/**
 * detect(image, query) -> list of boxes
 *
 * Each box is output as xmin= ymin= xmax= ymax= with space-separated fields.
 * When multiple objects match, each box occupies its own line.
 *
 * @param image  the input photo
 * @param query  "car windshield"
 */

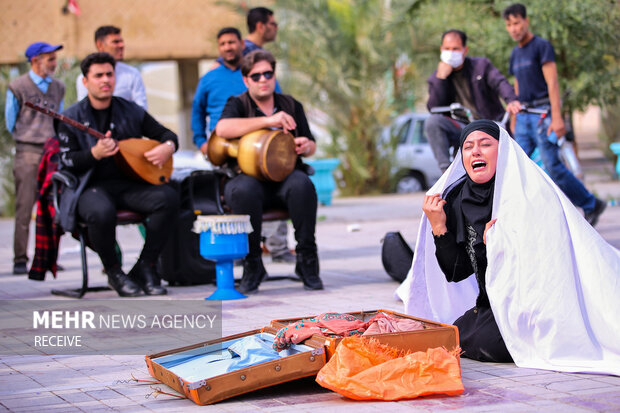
xmin=393 ymin=119 xmax=412 ymax=145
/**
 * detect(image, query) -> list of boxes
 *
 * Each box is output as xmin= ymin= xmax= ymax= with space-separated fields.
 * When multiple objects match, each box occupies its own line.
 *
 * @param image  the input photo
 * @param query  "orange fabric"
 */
xmin=316 ymin=336 xmax=464 ymax=401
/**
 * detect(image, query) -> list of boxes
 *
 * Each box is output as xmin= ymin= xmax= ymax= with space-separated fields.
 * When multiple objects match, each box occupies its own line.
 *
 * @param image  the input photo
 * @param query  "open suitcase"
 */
xmin=145 ymin=309 xmax=459 ymax=405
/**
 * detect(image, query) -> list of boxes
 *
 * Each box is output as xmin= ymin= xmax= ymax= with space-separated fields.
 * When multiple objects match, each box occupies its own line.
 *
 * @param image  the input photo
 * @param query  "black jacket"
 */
xmin=55 ymin=97 xmax=177 ymax=232
xmin=427 ymin=57 xmax=517 ymax=121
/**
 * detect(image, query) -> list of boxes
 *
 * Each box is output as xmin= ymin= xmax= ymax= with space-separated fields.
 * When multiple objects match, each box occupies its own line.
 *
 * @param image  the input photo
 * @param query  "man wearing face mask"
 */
xmin=425 ymin=30 xmax=520 ymax=172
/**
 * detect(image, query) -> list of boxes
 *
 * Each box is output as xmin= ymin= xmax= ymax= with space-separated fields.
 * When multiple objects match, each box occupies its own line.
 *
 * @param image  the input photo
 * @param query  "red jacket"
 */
xmin=29 ymin=137 xmax=62 ymax=281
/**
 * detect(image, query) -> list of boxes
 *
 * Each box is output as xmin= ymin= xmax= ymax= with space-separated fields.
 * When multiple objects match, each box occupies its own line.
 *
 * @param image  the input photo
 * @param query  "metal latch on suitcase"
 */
xmin=186 ymin=379 xmax=208 ymax=390
xmin=312 ymin=347 xmax=325 ymax=356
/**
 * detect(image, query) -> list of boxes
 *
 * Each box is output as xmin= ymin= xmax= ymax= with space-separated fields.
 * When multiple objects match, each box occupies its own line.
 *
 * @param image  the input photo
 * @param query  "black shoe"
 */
xmin=13 ymin=262 xmax=27 ymax=275
xmin=295 ymin=251 xmax=323 ymax=290
xmin=56 ymin=264 xmax=65 ymax=271
xmin=238 ymin=257 xmax=267 ymax=295
xmin=585 ymin=198 xmax=607 ymax=227
xmin=272 ymin=250 xmax=296 ymax=263
xmin=106 ymin=267 xmax=142 ymax=297
xmin=128 ymin=260 xmax=167 ymax=296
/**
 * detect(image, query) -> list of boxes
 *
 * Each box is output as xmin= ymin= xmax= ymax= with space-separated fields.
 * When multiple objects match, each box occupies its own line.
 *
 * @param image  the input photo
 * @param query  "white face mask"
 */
xmin=440 ymin=50 xmax=464 ymax=68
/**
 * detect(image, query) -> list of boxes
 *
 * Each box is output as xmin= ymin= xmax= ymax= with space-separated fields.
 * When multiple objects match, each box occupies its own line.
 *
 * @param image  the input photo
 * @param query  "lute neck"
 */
xmin=24 ymin=101 xmax=107 ymax=140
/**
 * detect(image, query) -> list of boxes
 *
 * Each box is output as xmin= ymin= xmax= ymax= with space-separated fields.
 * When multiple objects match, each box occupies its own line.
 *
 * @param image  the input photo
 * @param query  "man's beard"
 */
xmin=224 ymin=55 xmax=241 ymax=66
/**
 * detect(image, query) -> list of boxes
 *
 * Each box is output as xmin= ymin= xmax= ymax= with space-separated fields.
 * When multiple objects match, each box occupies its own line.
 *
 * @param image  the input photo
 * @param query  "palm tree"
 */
xmin=275 ymin=0 xmax=422 ymax=195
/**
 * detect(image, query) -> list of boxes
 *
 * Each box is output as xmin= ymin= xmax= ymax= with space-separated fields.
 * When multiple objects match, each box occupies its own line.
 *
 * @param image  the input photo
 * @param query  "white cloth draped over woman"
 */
xmin=396 ymin=126 xmax=620 ymax=376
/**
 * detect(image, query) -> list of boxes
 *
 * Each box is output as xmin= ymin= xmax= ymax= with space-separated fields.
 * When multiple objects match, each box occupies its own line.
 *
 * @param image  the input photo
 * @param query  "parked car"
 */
xmin=383 ymin=112 xmax=443 ymax=193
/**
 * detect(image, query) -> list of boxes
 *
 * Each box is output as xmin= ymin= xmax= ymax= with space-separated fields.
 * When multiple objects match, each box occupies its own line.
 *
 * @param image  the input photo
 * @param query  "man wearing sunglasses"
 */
xmin=216 ymin=50 xmax=322 ymax=294
xmin=193 ymin=26 xmax=292 ymax=263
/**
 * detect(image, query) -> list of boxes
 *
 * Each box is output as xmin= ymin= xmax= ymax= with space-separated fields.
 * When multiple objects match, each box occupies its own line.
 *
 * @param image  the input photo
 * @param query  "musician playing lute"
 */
xmin=56 ymin=52 xmax=179 ymax=297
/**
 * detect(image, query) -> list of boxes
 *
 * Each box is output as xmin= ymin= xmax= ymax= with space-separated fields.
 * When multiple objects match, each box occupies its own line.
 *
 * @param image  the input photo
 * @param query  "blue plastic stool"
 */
xmin=196 ymin=215 xmax=252 ymax=300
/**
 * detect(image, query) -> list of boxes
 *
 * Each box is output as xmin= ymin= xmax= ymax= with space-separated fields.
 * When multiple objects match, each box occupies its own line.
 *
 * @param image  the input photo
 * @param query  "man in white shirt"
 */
xmin=76 ymin=25 xmax=147 ymax=109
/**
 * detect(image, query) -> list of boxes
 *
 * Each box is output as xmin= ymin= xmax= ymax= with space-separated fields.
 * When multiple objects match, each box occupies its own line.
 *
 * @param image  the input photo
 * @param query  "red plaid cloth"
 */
xmin=28 ymin=137 xmax=63 ymax=281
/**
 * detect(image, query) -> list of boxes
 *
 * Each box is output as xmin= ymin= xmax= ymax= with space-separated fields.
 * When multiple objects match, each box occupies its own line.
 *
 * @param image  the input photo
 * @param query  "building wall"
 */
xmin=0 ymin=0 xmax=243 ymax=63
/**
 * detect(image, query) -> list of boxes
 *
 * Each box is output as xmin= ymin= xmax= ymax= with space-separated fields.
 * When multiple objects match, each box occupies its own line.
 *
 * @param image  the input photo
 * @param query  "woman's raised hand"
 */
xmin=483 ymin=219 xmax=497 ymax=245
xmin=423 ymin=193 xmax=448 ymax=236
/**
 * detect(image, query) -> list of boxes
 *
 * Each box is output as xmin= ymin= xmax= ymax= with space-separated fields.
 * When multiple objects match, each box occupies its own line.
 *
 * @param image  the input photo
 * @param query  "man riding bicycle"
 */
xmin=425 ymin=29 xmax=521 ymax=172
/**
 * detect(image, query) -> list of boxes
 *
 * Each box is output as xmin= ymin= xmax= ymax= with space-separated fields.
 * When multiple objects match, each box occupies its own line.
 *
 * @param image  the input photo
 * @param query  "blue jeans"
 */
xmin=514 ymin=108 xmax=596 ymax=213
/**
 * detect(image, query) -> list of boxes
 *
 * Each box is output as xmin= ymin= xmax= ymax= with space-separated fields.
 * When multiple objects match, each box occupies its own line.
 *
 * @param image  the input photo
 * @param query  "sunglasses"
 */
xmin=248 ymin=70 xmax=274 ymax=82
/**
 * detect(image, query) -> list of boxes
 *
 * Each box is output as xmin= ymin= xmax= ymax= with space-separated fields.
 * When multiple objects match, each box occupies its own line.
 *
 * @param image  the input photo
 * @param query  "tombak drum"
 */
xmin=206 ymin=129 xmax=297 ymax=182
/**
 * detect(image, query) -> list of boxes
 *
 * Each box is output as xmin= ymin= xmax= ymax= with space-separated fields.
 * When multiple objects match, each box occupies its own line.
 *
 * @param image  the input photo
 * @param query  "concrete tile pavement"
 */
xmin=0 ymin=187 xmax=620 ymax=412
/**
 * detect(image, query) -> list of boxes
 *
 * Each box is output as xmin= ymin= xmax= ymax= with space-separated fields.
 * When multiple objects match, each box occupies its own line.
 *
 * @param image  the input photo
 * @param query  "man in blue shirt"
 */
xmin=504 ymin=3 xmax=606 ymax=226
xmin=5 ymin=42 xmax=65 ymax=275
xmin=192 ymin=27 xmax=247 ymax=153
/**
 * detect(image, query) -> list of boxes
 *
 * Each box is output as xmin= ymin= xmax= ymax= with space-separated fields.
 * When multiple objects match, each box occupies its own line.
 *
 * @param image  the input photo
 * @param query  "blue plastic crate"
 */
xmin=305 ymin=158 xmax=340 ymax=206
xmin=610 ymin=143 xmax=620 ymax=178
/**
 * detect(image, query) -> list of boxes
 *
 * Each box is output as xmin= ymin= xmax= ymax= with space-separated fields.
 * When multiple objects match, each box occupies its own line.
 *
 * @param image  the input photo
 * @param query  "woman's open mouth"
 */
xmin=472 ymin=160 xmax=487 ymax=170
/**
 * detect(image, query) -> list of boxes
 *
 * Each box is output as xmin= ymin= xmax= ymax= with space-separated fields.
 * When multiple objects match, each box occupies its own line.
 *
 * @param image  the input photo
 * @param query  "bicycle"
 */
xmin=429 ymin=103 xmax=583 ymax=178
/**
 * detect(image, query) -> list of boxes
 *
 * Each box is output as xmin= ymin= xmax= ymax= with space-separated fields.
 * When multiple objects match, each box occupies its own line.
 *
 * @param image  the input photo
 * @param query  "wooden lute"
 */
xmin=25 ymin=101 xmax=172 ymax=185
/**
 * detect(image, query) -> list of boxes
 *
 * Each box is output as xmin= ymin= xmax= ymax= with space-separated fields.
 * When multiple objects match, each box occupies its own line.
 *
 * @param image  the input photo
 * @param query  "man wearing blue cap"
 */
xmin=5 ymin=42 xmax=65 ymax=275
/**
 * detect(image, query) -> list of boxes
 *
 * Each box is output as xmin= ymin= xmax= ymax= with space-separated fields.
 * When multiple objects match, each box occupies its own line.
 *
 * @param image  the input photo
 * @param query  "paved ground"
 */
xmin=1 ymin=183 xmax=620 ymax=412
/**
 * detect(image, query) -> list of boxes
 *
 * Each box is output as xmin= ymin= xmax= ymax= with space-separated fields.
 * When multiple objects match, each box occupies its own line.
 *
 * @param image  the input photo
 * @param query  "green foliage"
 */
xmin=274 ymin=0 xmax=427 ymax=195
xmin=58 ymin=57 xmax=82 ymax=106
xmin=506 ymin=0 xmax=620 ymax=113
xmin=601 ymin=103 xmax=620 ymax=162
xmin=0 ymin=65 xmax=18 ymax=216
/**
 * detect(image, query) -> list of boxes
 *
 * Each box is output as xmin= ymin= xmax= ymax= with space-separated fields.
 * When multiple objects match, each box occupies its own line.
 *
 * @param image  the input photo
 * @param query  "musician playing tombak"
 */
xmin=57 ymin=52 xmax=179 ymax=297
xmin=216 ymin=50 xmax=323 ymax=294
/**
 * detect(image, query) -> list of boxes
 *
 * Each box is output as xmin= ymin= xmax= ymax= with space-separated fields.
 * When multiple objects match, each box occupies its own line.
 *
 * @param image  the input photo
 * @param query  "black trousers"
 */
xmin=454 ymin=305 xmax=513 ymax=363
xmin=77 ymin=179 xmax=179 ymax=270
xmin=224 ymin=170 xmax=317 ymax=259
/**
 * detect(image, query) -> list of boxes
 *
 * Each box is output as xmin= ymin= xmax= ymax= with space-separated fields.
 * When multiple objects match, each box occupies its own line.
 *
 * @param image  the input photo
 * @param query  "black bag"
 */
xmin=157 ymin=171 xmax=220 ymax=285
xmin=158 ymin=208 xmax=216 ymax=286
xmin=381 ymin=231 xmax=414 ymax=283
